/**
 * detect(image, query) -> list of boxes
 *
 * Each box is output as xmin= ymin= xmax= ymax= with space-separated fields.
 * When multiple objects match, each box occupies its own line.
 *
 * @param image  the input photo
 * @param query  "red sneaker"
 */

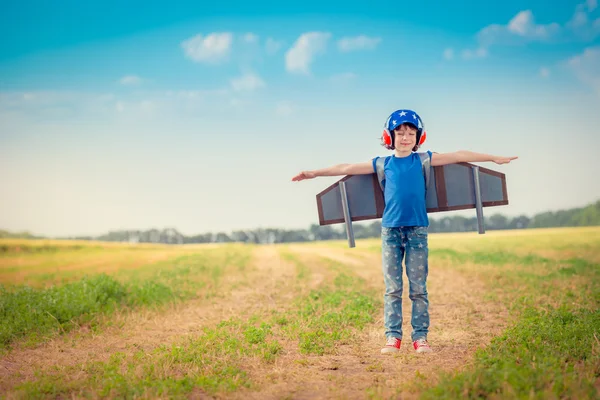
xmin=381 ymin=337 xmax=401 ymax=354
xmin=413 ymin=338 xmax=433 ymax=353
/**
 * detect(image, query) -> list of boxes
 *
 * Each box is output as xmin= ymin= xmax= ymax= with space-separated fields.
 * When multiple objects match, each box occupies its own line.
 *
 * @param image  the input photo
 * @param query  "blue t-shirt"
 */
xmin=372 ymin=151 xmax=432 ymax=228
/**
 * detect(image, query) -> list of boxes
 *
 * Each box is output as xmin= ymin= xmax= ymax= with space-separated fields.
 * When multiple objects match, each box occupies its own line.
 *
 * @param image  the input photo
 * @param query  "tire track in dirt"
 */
xmin=231 ymin=244 xmax=510 ymax=400
xmin=0 ymin=245 xmax=301 ymax=393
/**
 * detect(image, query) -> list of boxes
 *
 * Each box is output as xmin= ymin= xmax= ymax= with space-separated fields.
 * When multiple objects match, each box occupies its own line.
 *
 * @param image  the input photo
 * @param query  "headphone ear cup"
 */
xmin=419 ymin=130 xmax=427 ymax=146
xmin=381 ymin=128 xmax=393 ymax=149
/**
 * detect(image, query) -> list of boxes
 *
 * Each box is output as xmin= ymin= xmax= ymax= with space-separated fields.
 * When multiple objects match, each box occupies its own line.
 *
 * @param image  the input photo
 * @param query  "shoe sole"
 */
xmin=415 ymin=348 xmax=433 ymax=353
xmin=381 ymin=348 xmax=400 ymax=354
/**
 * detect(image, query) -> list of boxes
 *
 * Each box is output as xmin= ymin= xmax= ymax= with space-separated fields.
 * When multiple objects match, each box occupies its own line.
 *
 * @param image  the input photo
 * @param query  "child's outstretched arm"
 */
xmin=292 ymin=161 xmax=373 ymax=182
xmin=431 ymin=151 xmax=518 ymax=167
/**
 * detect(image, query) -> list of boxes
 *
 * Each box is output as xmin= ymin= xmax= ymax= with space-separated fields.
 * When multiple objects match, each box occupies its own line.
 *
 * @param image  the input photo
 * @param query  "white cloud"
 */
xmin=265 ymin=37 xmax=284 ymax=55
xmin=330 ymin=72 xmax=357 ymax=83
xmin=450 ymin=2 xmax=599 ymax=59
xmin=540 ymin=67 xmax=550 ymax=78
xmin=443 ymin=48 xmax=454 ymax=60
xmin=0 ymin=91 xmax=124 ymax=120
xmin=479 ymin=3 xmax=600 ymax=47
xmin=181 ymin=32 xmax=233 ymax=64
xmin=510 ymin=10 xmax=561 ymax=39
xmin=243 ymin=33 xmax=259 ymax=44
xmin=566 ymin=46 xmax=600 ymax=95
xmin=275 ymin=102 xmax=293 ymax=116
xmin=166 ymin=90 xmax=201 ymax=99
xmin=230 ymin=98 xmax=242 ymax=107
xmin=478 ymin=10 xmax=561 ymax=46
xmin=139 ymin=100 xmax=156 ymax=113
xmin=462 ymin=47 xmax=488 ymax=60
xmin=567 ymin=1 xmax=600 ymax=39
xmin=285 ymin=32 xmax=331 ymax=74
xmin=113 ymin=100 xmax=158 ymax=114
xmin=230 ymin=72 xmax=266 ymax=92
xmin=0 ymin=91 xmax=115 ymax=109
xmin=569 ymin=10 xmax=589 ymax=29
xmin=164 ymin=89 xmax=229 ymax=100
xmin=0 ymin=89 xmax=235 ymax=121
xmin=337 ymin=35 xmax=381 ymax=52
xmin=119 ymin=75 xmax=142 ymax=86
xmin=450 ymin=9 xmax=570 ymax=60
xmin=507 ymin=12 xmax=531 ymax=35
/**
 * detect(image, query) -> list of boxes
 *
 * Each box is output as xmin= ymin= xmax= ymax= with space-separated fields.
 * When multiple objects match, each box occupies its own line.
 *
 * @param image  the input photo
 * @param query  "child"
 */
xmin=291 ymin=109 xmax=517 ymax=354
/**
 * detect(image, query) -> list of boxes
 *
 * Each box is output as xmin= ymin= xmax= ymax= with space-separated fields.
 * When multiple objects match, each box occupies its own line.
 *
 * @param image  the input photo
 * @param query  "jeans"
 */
xmin=381 ymin=226 xmax=430 ymax=341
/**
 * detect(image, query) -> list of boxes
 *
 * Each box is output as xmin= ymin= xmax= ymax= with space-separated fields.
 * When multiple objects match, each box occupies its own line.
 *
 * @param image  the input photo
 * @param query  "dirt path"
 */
xmin=0 ymin=245 xmax=299 ymax=393
xmin=231 ymin=244 xmax=510 ymax=399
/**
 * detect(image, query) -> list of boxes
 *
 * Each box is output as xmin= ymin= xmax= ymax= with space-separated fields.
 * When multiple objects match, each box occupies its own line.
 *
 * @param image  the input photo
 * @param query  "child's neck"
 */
xmin=394 ymin=149 xmax=412 ymax=158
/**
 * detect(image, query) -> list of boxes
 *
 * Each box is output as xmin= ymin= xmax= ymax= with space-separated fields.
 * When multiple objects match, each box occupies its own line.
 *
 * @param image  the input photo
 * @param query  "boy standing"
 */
xmin=291 ymin=109 xmax=517 ymax=354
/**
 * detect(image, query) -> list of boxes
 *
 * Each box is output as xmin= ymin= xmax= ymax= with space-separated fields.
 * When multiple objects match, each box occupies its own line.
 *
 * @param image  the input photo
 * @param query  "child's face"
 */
xmin=393 ymin=123 xmax=417 ymax=149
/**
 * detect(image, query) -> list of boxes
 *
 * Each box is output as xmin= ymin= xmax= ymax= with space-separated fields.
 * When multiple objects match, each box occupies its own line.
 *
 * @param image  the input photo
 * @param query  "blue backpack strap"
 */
xmin=375 ymin=157 xmax=386 ymax=192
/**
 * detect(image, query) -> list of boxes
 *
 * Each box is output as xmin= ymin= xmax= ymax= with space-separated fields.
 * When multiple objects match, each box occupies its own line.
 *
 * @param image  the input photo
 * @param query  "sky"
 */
xmin=1 ymin=0 xmax=599 ymax=237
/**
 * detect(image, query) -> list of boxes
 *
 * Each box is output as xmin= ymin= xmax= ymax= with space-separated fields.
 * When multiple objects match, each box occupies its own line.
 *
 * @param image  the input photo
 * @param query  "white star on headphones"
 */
xmin=399 ymin=111 xmax=407 ymax=117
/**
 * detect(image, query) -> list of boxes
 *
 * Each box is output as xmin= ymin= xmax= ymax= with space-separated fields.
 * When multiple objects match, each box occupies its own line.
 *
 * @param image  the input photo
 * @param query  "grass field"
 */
xmin=0 ymin=226 xmax=599 ymax=399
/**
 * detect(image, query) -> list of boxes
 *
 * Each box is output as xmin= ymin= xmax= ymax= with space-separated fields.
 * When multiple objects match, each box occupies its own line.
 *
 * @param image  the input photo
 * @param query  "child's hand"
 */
xmin=292 ymin=171 xmax=316 ymax=181
xmin=493 ymin=156 xmax=518 ymax=165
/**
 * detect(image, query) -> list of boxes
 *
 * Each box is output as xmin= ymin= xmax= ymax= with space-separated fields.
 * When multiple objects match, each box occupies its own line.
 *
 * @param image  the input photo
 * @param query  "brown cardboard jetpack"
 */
xmin=315 ymin=155 xmax=509 ymax=248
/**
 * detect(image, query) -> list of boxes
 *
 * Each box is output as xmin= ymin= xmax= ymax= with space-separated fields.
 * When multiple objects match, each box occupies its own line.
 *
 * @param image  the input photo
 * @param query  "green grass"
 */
xmin=0 ymin=242 xmax=105 ymax=254
xmin=275 ymin=255 xmax=379 ymax=356
xmin=0 ymin=248 xmax=252 ymax=352
xmin=280 ymin=249 xmax=311 ymax=281
xmin=13 ymin=252 xmax=381 ymax=399
xmin=420 ymin=307 xmax=600 ymax=399
xmin=16 ymin=316 xmax=282 ymax=399
xmin=431 ymin=248 xmax=553 ymax=267
xmin=417 ymin=247 xmax=600 ymax=400
xmin=1 ymin=274 xmax=129 ymax=350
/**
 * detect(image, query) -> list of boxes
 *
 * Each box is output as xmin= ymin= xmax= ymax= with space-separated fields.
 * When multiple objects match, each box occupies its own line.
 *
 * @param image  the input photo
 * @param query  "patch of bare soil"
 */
xmin=229 ymin=245 xmax=509 ymax=400
xmin=0 ymin=245 xmax=299 ymax=393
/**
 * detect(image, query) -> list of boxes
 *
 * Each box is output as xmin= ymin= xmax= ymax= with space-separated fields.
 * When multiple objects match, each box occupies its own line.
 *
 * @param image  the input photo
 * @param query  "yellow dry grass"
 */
xmin=0 ymin=239 xmax=220 ymax=286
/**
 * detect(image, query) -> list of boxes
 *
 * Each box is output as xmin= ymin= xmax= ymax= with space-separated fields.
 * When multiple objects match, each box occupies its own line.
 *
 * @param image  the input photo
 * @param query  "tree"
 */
xmin=509 ymin=215 xmax=530 ymax=229
xmin=231 ymin=230 xmax=249 ymax=243
xmin=488 ymin=214 xmax=509 ymax=230
xmin=214 ymin=232 xmax=232 ymax=243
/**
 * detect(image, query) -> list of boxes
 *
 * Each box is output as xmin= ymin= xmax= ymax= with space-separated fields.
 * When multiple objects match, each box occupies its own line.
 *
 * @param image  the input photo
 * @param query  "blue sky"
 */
xmin=1 ymin=0 xmax=599 ymax=237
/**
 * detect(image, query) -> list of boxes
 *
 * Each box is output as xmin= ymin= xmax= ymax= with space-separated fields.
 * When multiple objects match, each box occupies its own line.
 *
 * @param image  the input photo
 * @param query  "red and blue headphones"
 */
xmin=380 ymin=109 xmax=427 ymax=150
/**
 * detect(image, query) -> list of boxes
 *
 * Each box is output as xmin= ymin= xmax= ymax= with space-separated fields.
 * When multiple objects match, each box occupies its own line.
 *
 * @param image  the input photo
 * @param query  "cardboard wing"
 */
xmin=315 ymin=162 xmax=509 ymax=247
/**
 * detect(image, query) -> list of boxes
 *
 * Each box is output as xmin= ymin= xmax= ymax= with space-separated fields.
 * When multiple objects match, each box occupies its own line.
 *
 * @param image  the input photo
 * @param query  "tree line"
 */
xmin=2 ymin=200 xmax=599 ymax=244
xmin=67 ymin=199 xmax=600 ymax=244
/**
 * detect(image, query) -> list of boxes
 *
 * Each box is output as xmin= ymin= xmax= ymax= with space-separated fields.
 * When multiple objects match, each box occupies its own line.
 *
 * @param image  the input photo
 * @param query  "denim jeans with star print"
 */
xmin=381 ymin=226 xmax=430 ymax=342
